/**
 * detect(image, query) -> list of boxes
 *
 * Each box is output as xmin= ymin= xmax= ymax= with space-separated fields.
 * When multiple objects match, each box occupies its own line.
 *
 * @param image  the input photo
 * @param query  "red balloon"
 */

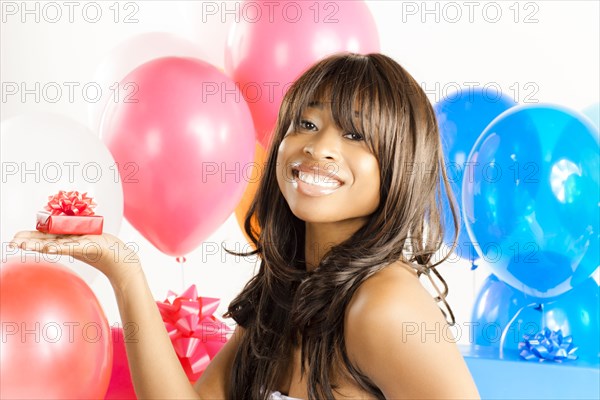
xmin=105 ymin=328 xmax=137 ymax=400
xmin=0 ymin=258 xmax=112 ymax=399
xmin=101 ymin=57 xmax=255 ymax=257
xmin=225 ymin=0 xmax=380 ymax=148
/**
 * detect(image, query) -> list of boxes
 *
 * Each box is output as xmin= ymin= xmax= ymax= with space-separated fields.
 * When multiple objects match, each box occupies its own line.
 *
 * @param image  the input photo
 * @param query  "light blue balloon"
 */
xmin=541 ymin=278 xmax=600 ymax=362
xmin=471 ymin=274 xmax=542 ymax=351
xmin=434 ymin=87 xmax=516 ymax=263
xmin=466 ymin=289 xmax=600 ymax=399
xmin=583 ymin=102 xmax=599 ymax=131
xmin=471 ymin=274 xmax=600 ymax=361
xmin=462 ymin=104 xmax=599 ymax=298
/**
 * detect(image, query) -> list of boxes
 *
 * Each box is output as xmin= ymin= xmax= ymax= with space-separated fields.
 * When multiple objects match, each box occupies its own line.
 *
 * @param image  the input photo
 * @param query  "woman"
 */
xmin=11 ymin=53 xmax=480 ymax=399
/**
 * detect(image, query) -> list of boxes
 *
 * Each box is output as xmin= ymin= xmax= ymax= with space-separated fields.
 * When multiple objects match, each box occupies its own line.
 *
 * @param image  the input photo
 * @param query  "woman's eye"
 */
xmin=344 ymin=132 xmax=364 ymax=141
xmin=298 ymin=120 xmax=317 ymax=131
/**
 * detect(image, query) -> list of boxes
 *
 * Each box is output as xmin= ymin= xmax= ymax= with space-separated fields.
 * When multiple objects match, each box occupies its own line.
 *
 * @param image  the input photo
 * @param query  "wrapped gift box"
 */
xmin=461 ymin=345 xmax=600 ymax=399
xmin=35 ymin=190 xmax=104 ymax=235
xmin=36 ymin=211 xmax=103 ymax=235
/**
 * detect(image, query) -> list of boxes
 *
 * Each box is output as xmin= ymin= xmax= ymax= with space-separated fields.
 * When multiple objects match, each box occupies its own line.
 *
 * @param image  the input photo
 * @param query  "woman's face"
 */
xmin=276 ymin=101 xmax=381 ymax=224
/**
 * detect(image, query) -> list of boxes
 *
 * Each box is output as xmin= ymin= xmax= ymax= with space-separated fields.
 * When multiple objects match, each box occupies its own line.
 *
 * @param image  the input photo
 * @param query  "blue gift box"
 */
xmin=461 ymin=345 xmax=600 ymax=400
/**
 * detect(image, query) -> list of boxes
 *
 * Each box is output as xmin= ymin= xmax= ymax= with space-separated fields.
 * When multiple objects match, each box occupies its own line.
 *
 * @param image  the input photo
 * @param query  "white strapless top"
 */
xmin=269 ymin=390 xmax=304 ymax=400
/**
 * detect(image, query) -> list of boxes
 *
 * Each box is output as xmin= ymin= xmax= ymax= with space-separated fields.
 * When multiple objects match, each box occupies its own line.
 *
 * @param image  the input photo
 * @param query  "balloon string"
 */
xmin=499 ymin=302 xmax=542 ymax=358
xmin=470 ymin=254 xmax=478 ymax=271
xmin=176 ymin=256 xmax=187 ymax=292
xmin=180 ymin=262 xmax=185 ymax=293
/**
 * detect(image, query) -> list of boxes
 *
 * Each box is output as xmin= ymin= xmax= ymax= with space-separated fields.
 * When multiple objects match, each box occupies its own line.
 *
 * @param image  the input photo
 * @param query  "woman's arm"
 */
xmin=193 ymin=325 xmax=245 ymax=398
xmin=116 ymin=269 xmax=246 ymax=399
xmin=112 ymin=267 xmax=201 ymax=399
xmin=344 ymin=262 xmax=480 ymax=400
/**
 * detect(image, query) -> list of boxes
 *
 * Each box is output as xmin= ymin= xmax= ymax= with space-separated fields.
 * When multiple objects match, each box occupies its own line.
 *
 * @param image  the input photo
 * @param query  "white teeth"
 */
xmin=297 ymin=171 xmax=341 ymax=188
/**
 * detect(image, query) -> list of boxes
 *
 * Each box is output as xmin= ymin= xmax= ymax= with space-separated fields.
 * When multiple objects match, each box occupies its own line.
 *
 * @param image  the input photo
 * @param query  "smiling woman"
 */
xmin=216 ymin=53 xmax=480 ymax=400
xmin=10 ymin=52 xmax=480 ymax=400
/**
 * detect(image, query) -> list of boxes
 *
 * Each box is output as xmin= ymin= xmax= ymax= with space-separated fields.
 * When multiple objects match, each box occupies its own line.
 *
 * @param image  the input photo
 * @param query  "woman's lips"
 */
xmin=291 ymin=162 xmax=344 ymax=184
xmin=291 ymin=166 xmax=344 ymax=197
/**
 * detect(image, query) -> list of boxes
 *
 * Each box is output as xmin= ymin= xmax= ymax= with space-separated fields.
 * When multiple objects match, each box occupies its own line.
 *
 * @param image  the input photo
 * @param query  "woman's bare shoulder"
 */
xmin=345 ymin=260 xmax=439 ymax=319
xmin=342 ymin=261 xmax=481 ymax=399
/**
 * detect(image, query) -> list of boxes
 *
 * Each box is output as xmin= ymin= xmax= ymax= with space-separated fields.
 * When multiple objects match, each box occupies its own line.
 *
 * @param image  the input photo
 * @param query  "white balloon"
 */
xmin=88 ymin=32 xmax=204 ymax=135
xmin=175 ymin=2 xmax=233 ymax=69
xmin=1 ymin=112 xmax=124 ymax=284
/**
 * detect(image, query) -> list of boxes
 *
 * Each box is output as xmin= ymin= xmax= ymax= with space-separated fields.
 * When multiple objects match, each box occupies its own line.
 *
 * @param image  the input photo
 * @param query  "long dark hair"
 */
xmin=223 ymin=52 xmax=460 ymax=400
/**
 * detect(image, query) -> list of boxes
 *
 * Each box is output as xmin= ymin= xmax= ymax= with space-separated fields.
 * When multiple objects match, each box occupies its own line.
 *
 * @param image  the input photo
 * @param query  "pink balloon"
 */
xmin=0 ymin=258 xmax=112 ymax=399
xmin=101 ymin=57 xmax=255 ymax=256
xmin=104 ymin=328 xmax=137 ymax=400
xmin=225 ymin=0 xmax=380 ymax=148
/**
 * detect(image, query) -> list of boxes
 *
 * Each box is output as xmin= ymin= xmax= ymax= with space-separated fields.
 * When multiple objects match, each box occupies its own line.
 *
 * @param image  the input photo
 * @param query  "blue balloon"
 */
xmin=541 ymin=277 xmax=600 ymax=362
xmin=583 ymin=102 xmax=599 ymax=131
xmin=434 ymin=87 xmax=516 ymax=263
xmin=471 ymin=275 xmax=600 ymax=362
xmin=471 ymin=274 xmax=542 ymax=351
xmin=463 ymin=104 xmax=599 ymax=298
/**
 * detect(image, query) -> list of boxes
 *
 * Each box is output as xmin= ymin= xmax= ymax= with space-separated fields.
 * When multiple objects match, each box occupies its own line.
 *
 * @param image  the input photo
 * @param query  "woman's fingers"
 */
xmin=10 ymin=231 xmax=83 ymax=253
xmin=10 ymin=230 xmax=82 ymax=246
xmin=7 ymin=231 xmax=136 ymax=280
xmin=10 ymin=235 xmax=106 ymax=269
xmin=12 ymin=230 xmax=78 ymax=240
xmin=15 ymin=238 xmax=72 ymax=253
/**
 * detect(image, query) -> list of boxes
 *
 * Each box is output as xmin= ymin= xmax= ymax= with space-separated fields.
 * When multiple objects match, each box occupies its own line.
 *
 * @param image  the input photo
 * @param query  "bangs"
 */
xmin=280 ymin=54 xmax=392 ymax=156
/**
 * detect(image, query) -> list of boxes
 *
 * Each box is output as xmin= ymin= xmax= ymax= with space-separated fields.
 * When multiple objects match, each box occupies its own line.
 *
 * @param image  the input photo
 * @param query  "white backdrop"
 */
xmin=1 ymin=0 xmax=599 ymax=344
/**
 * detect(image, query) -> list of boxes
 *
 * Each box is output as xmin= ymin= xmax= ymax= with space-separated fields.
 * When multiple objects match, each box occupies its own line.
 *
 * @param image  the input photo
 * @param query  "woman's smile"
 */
xmin=292 ymin=171 xmax=342 ymax=197
xmin=290 ymin=161 xmax=345 ymax=197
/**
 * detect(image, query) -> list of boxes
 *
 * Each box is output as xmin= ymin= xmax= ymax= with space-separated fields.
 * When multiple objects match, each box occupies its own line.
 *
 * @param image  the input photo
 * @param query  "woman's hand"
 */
xmin=8 ymin=231 xmax=142 ymax=287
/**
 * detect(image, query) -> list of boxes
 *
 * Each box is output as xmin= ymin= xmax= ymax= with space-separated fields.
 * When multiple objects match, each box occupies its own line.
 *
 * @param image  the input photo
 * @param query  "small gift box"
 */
xmin=35 ymin=190 xmax=103 ymax=235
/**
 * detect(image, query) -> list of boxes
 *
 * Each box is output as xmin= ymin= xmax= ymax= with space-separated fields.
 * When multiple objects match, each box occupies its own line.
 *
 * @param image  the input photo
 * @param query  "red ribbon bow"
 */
xmin=44 ymin=190 xmax=97 ymax=216
xmin=156 ymin=285 xmax=231 ymax=381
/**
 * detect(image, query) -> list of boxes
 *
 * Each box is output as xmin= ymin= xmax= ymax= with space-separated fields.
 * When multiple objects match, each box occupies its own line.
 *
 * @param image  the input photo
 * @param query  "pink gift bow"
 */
xmin=44 ymin=190 xmax=97 ymax=216
xmin=156 ymin=285 xmax=231 ymax=379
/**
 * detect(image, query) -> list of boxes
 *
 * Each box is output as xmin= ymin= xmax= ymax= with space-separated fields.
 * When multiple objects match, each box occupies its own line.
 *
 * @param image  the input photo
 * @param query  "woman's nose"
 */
xmin=303 ymin=127 xmax=340 ymax=160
